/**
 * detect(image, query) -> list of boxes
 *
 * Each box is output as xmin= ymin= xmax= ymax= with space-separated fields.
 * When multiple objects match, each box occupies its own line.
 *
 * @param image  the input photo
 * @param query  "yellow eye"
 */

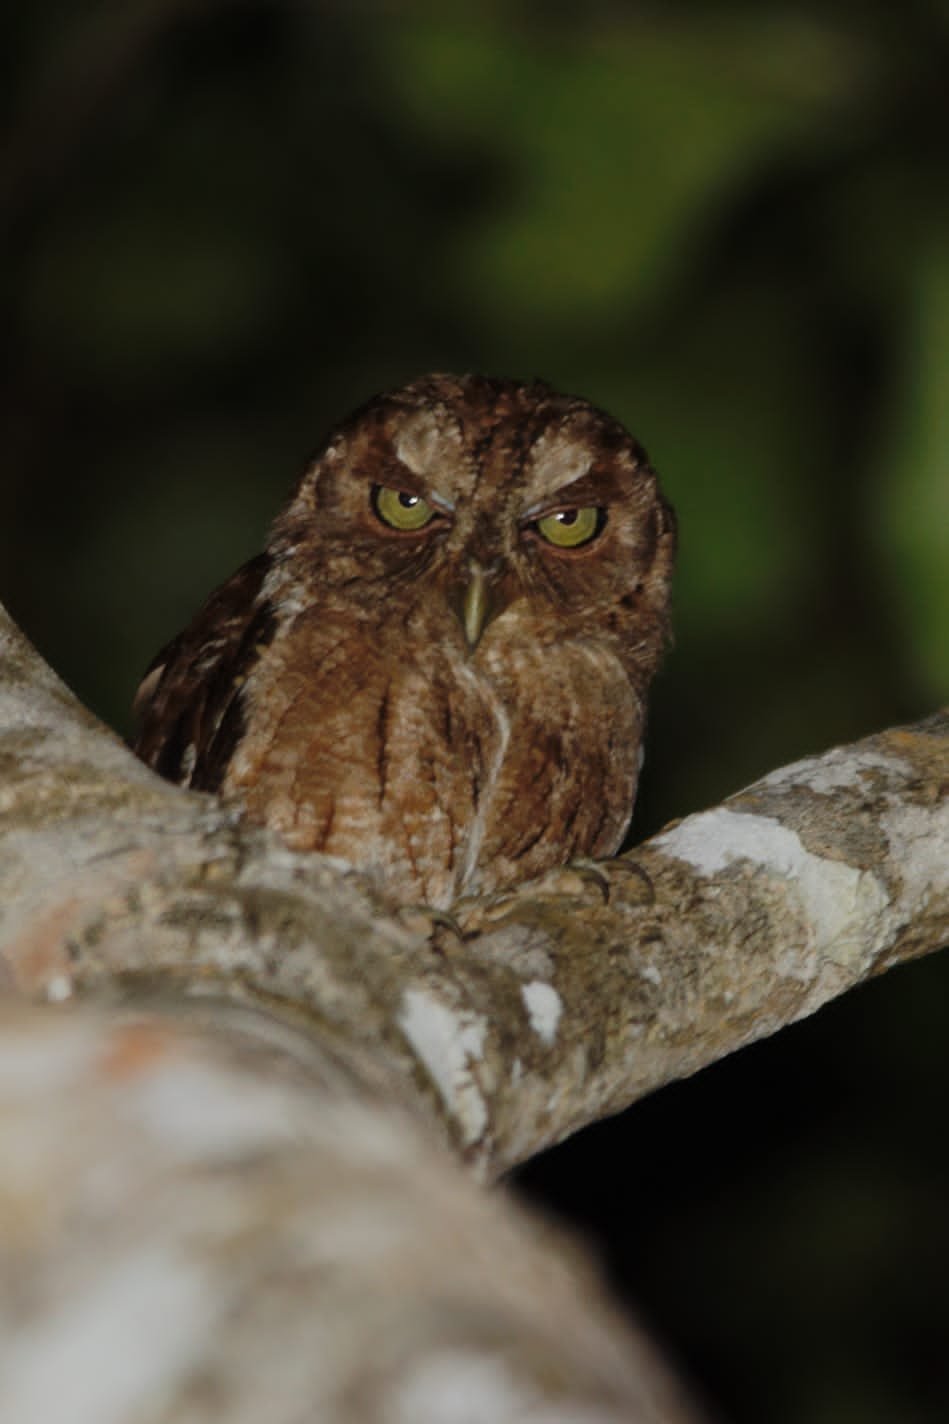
xmin=535 ymin=506 xmax=603 ymax=548
xmin=372 ymin=485 xmax=436 ymax=531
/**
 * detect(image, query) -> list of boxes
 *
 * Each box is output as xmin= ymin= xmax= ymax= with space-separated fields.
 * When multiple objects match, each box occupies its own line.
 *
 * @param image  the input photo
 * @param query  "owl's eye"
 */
xmin=372 ymin=485 xmax=437 ymax=531
xmin=534 ymin=506 xmax=604 ymax=549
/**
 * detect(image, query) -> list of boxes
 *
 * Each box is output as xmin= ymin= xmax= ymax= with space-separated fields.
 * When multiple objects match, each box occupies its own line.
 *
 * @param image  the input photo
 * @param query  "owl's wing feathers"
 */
xmin=132 ymin=553 xmax=276 ymax=792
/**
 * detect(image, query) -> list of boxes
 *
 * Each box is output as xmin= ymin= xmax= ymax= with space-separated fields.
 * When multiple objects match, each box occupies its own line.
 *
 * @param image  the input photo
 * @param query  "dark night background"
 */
xmin=3 ymin=2 xmax=948 ymax=1419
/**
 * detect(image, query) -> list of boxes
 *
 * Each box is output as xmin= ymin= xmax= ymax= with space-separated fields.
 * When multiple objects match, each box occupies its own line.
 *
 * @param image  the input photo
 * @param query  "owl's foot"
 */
xmin=454 ymin=856 xmax=656 ymax=933
xmin=587 ymin=855 xmax=656 ymax=904
xmin=394 ymin=903 xmax=469 ymax=954
xmin=526 ymin=860 xmax=613 ymax=903
xmin=523 ymin=856 xmax=655 ymax=907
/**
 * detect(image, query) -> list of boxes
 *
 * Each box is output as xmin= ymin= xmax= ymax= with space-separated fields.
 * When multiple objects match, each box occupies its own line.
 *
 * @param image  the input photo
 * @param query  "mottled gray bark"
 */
xmin=1 ymin=600 xmax=946 ymax=1421
xmin=0 ymin=1000 xmax=697 ymax=1424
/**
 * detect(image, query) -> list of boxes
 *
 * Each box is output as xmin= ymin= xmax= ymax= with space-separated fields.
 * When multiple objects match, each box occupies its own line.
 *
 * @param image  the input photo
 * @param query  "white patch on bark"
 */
xmin=45 ymin=975 xmax=73 ymax=1003
xmin=0 ymin=1248 xmax=211 ymax=1424
xmin=398 ymin=989 xmax=488 ymax=1146
xmin=654 ymin=808 xmax=890 ymax=985
xmin=391 ymin=1350 xmax=529 ymax=1423
xmin=761 ymin=747 xmax=910 ymax=795
xmin=391 ymin=1348 xmax=627 ymax=1424
xmin=882 ymin=799 xmax=949 ymax=911
xmin=521 ymin=981 xmax=562 ymax=1045
xmin=132 ymin=1062 xmax=301 ymax=1161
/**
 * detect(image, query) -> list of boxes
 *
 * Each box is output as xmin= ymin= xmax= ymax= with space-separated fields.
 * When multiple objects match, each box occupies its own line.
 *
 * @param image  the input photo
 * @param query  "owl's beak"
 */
xmin=462 ymin=564 xmax=489 ymax=649
xmin=454 ymin=562 xmax=498 ymax=651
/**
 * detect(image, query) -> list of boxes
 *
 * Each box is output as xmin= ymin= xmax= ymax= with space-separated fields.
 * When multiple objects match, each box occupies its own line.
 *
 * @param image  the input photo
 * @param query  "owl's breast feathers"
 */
xmin=136 ymin=587 xmax=641 ymax=907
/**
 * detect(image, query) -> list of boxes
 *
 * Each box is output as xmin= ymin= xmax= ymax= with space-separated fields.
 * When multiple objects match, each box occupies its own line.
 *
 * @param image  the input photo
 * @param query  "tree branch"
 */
xmin=3 ymin=601 xmax=946 ymax=1177
xmin=2 ymin=598 xmax=947 ymax=1419
xmin=0 ymin=999 xmax=700 ymax=1423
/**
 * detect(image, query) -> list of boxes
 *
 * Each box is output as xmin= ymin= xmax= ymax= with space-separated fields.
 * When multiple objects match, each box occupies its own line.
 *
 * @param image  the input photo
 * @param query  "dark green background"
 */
xmin=3 ymin=3 xmax=948 ymax=1419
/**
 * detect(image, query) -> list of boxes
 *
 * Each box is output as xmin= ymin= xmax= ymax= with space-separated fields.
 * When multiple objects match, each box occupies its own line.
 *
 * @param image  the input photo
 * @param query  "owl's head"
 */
xmin=268 ymin=374 xmax=675 ymax=685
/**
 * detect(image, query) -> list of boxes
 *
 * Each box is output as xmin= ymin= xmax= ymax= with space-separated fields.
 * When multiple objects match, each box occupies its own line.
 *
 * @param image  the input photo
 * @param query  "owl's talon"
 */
xmin=395 ymin=903 xmax=467 ymax=951
xmin=452 ymin=892 xmax=519 ymax=932
xmin=522 ymin=857 xmax=655 ymax=907
xmin=594 ymin=856 xmax=656 ymax=904
xmin=525 ymin=860 xmax=612 ymax=904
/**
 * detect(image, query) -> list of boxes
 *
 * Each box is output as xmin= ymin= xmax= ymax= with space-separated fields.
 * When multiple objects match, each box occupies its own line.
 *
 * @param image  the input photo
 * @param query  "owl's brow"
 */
xmin=522 ymin=430 xmax=595 ymax=503
xmin=550 ymin=457 xmax=594 ymax=491
xmin=393 ymin=401 xmax=467 ymax=475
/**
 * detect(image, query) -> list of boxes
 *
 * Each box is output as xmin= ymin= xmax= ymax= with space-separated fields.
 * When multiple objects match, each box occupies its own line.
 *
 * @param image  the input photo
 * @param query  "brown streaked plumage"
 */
xmin=133 ymin=374 xmax=676 ymax=908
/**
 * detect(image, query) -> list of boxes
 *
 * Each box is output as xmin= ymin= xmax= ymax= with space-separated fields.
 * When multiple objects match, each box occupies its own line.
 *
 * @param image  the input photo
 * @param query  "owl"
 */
xmin=133 ymin=375 xmax=676 ymax=909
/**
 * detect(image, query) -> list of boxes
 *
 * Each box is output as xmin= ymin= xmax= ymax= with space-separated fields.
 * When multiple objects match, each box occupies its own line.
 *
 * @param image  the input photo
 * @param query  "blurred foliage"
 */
xmin=2 ymin=2 xmax=948 ymax=1420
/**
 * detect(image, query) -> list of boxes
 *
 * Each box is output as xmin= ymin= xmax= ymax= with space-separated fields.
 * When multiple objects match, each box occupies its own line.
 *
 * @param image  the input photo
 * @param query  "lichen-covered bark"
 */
xmin=2 ymin=603 xmax=946 ymax=1176
xmin=454 ymin=714 xmax=949 ymax=1171
xmin=0 ymin=1001 xmax=697 ymax=1424
xmin=1 ymin=599 xmax=947 ymax=1420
